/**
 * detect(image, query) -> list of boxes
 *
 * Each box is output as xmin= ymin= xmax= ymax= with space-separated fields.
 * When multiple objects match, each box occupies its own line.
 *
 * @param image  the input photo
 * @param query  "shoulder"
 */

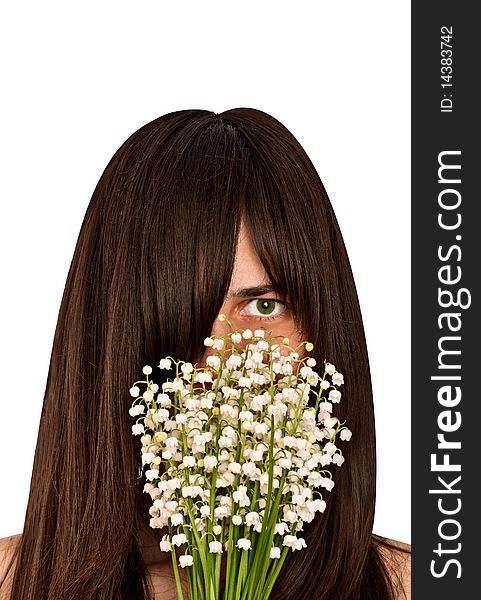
xmin=0 ymin=533 xmax=20 ymax=566
xmin=374 ymin=535 xmax=411 ymax=600
xmin=0 ymin=534 xmax=21 ymax=599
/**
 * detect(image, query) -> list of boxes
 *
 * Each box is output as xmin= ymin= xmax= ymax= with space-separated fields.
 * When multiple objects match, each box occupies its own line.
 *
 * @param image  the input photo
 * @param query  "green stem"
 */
xmin=170 ymin=541 xmax=185 ymax=600
xmin=192 ymin=555 xmax=206 ymax=600
xmin=243 ymin=470 xmax=287 ymax=600
xmin=244 ymin=481 xmax=260 ymax=577
xmin=234 ymin=545 xmax=250 ymax=600
xmin=187 ymin=562 xmax=194 ymax=600
xmin=213 ymin=518 xmax=224 ymax=598
xmin=257 ymin=543 xmax=291 ymax=600
xmin=242 ymin=419 xmax=276 ymax=599
xmin=224 ymin=428 xmax=247 ymax=598
xmin=184 ymin=501 xmax=212 ymax=597
xmin=224 ymin=513 xmax=235 ymax=597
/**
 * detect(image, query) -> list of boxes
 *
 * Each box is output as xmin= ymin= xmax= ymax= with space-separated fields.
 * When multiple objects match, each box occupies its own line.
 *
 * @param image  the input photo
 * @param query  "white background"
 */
xmin=0 ymin=2 xmax=410 ymax=543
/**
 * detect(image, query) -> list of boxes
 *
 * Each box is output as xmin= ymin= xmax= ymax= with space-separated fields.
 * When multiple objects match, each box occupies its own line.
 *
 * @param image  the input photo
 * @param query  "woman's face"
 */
xmin=198 ymin=220 xmax=305 ymax=366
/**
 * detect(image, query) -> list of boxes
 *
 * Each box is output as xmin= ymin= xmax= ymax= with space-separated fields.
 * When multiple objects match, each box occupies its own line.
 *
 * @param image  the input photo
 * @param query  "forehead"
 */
xmin=228 ymin=221 xmax=270 ymax=293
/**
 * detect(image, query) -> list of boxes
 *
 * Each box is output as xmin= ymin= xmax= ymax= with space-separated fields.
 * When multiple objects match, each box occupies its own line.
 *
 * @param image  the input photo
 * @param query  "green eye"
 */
xmin=255 ymin=299 xmax=277 ymax=315
xmin=242 ymin=298 xmax=286 ymax=320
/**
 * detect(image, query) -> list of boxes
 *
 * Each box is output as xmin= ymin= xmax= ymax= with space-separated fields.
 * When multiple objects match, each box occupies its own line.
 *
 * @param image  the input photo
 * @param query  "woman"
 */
xmin=0 ymin=108 xmax=410 ymax=599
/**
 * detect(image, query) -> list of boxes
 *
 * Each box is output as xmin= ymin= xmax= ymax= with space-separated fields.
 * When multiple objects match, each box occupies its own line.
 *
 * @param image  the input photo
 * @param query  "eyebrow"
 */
xmin=227 ymin=284 xmax=277 ymax=299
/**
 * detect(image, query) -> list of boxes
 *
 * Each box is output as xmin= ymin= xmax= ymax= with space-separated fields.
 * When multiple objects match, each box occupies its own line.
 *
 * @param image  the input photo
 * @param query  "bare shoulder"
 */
xmin=375 ymin=535 xmax=411 ymax=600
xmin=0 ymin=533 xmax=21 ymax=565
xmin=0 ymin=534 xmax=21 ymax=599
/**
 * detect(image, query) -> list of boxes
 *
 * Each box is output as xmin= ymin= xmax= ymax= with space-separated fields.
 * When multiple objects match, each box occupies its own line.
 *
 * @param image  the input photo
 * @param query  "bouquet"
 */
xmin=129 ymin=315 xmax=351 ymax=600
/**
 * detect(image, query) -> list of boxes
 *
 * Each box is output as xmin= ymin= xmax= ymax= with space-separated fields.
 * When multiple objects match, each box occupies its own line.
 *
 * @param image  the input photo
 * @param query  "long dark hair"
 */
xmin=2 ymin=108 xmax=403 ymax=599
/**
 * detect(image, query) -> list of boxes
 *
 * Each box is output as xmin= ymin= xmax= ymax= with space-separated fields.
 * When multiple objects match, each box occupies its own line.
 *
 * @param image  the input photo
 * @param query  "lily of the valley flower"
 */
xmin=129 ymin=316 xmax=350 ymax=600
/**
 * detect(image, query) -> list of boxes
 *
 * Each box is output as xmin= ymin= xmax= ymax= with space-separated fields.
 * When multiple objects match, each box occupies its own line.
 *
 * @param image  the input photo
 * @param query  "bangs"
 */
xmin=134 ymin=115 xmax=248 ymax=363
xmin=101 ymin=108 xmax=340 ymax=370
xmin=242 ymin=155 xmax=326 ymax=343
